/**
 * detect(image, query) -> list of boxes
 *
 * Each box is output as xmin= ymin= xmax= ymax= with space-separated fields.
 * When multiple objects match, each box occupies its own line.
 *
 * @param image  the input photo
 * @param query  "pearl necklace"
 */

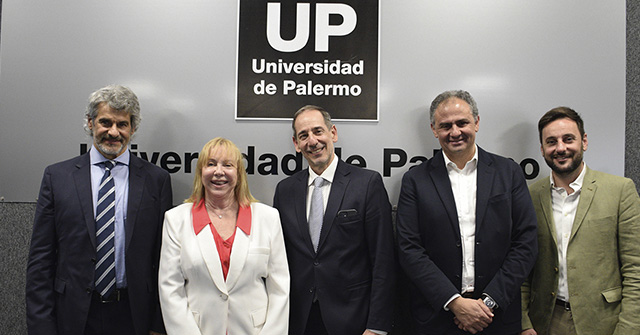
xmin=206 ymin=202 xmax=236 ymax=220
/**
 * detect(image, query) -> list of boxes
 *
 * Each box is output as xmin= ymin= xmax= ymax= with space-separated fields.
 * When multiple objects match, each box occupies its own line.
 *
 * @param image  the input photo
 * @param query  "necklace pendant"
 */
xmin=218 ymin=214 xmax=223 ymax=219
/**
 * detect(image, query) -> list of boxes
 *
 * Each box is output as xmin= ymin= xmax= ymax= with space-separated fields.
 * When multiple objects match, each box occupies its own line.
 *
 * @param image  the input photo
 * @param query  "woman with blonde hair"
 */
xmin=159 ymin=137 xmax=289 ymax=334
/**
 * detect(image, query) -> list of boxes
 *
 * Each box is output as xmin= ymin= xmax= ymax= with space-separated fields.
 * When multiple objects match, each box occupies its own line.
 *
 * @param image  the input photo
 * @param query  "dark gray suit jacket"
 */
xmin=396 ymin=147 xmax=538 ymax=334
xmin=273 ymin=160 xmax=395 ymax=335
xmin=26 ymin=152 xmax=172 ymax=335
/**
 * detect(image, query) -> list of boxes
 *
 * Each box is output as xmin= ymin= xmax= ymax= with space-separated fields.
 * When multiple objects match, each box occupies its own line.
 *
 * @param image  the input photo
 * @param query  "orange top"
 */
xmin=192 ymin=200 xmax=251 ymax=280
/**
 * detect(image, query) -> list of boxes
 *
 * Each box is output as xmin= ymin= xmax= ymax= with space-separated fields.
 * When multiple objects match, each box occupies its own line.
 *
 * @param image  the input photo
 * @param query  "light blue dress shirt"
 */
xmin=90 ymin=146 xmax=129 ymax=289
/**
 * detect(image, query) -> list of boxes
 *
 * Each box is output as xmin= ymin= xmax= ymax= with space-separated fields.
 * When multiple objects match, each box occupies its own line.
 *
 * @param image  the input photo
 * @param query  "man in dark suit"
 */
xmin=26 ymin=85 xmax=173 ymax=335
xmin=273 ymin=105 xmax=395 ymax=335
xmin=396 ymin=90 xmax=538 ymax=335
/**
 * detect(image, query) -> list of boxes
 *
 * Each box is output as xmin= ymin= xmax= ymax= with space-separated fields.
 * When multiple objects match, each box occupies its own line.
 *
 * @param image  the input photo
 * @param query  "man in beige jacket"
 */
xmin=521 ymin=107 xmax=640 ymax=335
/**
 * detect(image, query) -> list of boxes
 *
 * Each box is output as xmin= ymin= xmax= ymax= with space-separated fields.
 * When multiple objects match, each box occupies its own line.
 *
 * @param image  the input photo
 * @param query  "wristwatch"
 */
xmin=482 ymin=294 xmax=498 ymax=310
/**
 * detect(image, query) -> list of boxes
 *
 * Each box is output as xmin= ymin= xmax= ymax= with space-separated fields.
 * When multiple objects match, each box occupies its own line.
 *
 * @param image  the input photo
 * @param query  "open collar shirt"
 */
xmin=192 ymin=199 xmax=252 ymax=280
xmin=550 ymin=163 xmax=587 ymax=302
xmin=444 ymin=146 xmax=479 ymax=295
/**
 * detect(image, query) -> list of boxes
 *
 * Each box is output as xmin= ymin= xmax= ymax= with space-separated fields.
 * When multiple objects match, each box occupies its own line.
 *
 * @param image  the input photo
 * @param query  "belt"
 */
xmin=93 ymin=288 xmax=128 ymax=303
xmin=555 ymin=299 xmax=571 ymax=311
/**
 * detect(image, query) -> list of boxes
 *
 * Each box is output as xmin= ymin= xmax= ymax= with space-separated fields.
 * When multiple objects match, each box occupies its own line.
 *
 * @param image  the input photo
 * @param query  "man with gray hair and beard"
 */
xmin=26 ymin=85 xmax=173 ymax=335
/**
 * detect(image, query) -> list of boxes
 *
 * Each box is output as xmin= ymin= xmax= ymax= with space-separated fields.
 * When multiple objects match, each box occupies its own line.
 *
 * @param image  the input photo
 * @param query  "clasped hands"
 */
xmin=449 ymin=296 xmax=494 ymax=334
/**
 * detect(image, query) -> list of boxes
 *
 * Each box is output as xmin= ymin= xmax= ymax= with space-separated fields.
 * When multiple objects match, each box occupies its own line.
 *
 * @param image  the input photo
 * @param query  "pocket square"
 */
xmin=337 ymin=209 xmax=358 ymax=218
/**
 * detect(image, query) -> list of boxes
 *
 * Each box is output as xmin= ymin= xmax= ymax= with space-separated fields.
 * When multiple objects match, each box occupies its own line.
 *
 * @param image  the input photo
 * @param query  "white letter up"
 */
xmin=266 ymin=3 xmax=310 ymax=52
xmin=315 ymin=4 xmax=357 ymax=52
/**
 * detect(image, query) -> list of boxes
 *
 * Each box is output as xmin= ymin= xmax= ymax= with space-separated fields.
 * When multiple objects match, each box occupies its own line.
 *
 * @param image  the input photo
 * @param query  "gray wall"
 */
xmin=2 ymin=2 xmax=639 ymax=334
xmin=0 ymin=203 xmax=35 ymax=334
xmin=627 ymin=1 xmax=640 ymax=187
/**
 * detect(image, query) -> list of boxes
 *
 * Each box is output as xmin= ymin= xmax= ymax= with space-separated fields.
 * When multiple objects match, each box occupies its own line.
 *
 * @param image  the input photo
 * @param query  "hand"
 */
xmin=362 ymin=330 xmax=379 ymax=335
xmin=149 ymin=331 xmax=165 ymax=335
xmin=521 ymin=329 xmax=537 ymax=335
xmin=448 ymin=297 xmax=493 ymax=334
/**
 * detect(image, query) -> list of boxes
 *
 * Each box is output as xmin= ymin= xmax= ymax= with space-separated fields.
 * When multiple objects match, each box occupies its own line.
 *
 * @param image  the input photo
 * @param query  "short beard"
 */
xmin=94 ymin=135 xmax=125 ymax=158
xmin=545 ymin=150 xmax=584 ymax=177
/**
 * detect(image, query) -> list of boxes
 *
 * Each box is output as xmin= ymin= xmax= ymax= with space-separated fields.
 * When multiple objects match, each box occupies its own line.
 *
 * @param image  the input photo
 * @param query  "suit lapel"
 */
xmin=195 ymin=225 xmax=229 ymax=295
xmin=428 ymin=151 xmax=461 ymax=236
xmin=226 ymin=223 xmax=250 ymax=291
xmin=475 ymin=148 xmax=496 ymax=231
xmin=126 ymin=154 xmax=147 ymax=252
xmin=571 ymin=169 xmax=597 ymax=240
xmin=73 ymin=154 xmax=97 ymax=248
xmin=536 ymin=179 xmax=558 ymax=244
xmin=294 ymin=170 xmax=316 ymax=255
xmin=318 ymin=161 xmax=349 ymax=252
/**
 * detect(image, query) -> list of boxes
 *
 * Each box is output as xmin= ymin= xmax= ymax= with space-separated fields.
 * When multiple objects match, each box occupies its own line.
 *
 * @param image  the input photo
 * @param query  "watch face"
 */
xmin=483 ymin=297 xmax=496 ymax=309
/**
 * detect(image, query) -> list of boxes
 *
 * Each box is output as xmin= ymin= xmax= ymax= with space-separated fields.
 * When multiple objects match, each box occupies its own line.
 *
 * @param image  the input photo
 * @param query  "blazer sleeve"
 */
xmin=482 ymin=163 xmax=538 ymax=310
xmin=520 ymin=252 xmax=535 ymax=331
xmin=158 ymin=210 xmax=203 ymax=335
xmin=260 ymin=208 xmax=291 ymax=335
xmin=25 ymin=167 xmax=59 ymax=335
xmin=362 ymin=172 xmax=396 ymax=331
xmin=614 ymin=179 xmax=640 ymax=334
xmin=396 ymin=170 xmax=461 ymax=310
xmin=151 ymin=171 xmax=173 ymax=333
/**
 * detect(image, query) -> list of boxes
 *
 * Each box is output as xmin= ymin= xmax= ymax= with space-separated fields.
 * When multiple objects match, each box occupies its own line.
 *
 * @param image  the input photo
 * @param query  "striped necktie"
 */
xmin=95 ymin=160 xmax=116 ymax=297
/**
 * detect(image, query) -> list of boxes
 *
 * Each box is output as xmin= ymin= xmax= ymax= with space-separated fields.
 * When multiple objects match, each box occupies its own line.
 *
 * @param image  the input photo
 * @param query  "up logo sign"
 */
xmin=236 ymin=1 xmax=379 ymax=120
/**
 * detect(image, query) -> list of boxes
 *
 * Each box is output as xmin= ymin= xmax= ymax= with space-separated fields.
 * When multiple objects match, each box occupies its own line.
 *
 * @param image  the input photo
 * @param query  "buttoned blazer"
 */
xmin=159 ymin=202 xmax=290 ymax=335
xmin=26 ymin=152 xmax=173 ymax=335
xmin=396 ymin=147 xmax=538 ymax=334
xmin=273 ymin=160 xmax=395 ymax=335
xmin=522 ymin=168 xmax=640 ymax=335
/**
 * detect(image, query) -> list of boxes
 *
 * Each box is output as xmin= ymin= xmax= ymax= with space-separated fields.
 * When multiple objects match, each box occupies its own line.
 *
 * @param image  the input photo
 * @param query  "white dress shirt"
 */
xmin=443 ymin=147 xmax=478 ymax=310
xmin=305 ymin=154 xmax=338 ymax=220
xmin=550 ymin=163 xmax=587 ymax=302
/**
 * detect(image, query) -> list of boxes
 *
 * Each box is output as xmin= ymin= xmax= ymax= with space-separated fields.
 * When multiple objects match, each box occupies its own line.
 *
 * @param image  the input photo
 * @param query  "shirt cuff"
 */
xmin=368 ymin=329 xmax=387 ymax=335
xmin=444 ymin=293 xmax=462 ymax=311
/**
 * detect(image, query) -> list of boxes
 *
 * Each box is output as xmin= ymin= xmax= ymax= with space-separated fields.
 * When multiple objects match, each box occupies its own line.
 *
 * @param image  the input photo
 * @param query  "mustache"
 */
xmin=99 ymin=134 xmax=123 ymax=142
xmin=552 ymin=153 xmax=571 ymax=158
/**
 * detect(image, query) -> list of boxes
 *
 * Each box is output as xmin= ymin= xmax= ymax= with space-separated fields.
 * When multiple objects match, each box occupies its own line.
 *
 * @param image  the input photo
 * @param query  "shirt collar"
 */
xmin=90 ymin=144 xmax=130 ymax=167
xmin=192 ymin=199 xmax=252 ymax=236
xmin=550 ymin=162 xmax=587 ymax=191
xmin=443 ymin=144 xmax=478 ymax=172
xmin=307 ymin=153 xmax=338 ymax=187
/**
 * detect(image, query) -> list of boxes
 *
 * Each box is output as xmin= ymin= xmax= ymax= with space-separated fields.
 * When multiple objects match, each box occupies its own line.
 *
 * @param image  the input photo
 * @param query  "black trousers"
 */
xmin=84 ymin=289 xmax=136 ymax=335
xmin=304 ymin=300 xmax=329 ymax=335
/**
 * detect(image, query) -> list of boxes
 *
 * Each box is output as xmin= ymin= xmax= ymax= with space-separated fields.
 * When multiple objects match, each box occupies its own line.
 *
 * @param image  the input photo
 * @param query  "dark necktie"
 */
xmin=95 ymin=161 xmax=116 ymax=297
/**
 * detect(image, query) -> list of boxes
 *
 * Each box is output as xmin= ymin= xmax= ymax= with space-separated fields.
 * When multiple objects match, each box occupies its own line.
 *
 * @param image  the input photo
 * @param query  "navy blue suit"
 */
xmin=396 ymin=147 xmax=537 ymax=334
xmin=26 ymin=152 xmax=172 ymax=335
xmin=273 ymin=160 xmax=395 ymax=335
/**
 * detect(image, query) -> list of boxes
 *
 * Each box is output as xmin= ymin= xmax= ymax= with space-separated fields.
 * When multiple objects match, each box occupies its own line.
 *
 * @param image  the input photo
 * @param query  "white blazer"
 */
xmin=159 ymin=202 xmax=290 ymax=335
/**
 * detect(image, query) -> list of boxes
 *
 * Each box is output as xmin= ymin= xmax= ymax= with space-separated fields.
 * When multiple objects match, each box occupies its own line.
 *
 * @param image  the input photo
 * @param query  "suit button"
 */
xmin=314 ymin=261 xmax=319 ymax=266
xmin=310 ymin=287 xmax=315 ymax=293
xmin=554 ymin=267 xmax=559 ymax=273
xmin=551 ymin=292 xmax=556 ymax=297
xmin=91 ymin=258 xmax=96 ymax=264
xmin=220 ymin=294 xmax=228 ymax=301
xmin=86 ymin=288 xmax=92 ymax=294
xmin=456 ymin=241 xmax=461 ymax=247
